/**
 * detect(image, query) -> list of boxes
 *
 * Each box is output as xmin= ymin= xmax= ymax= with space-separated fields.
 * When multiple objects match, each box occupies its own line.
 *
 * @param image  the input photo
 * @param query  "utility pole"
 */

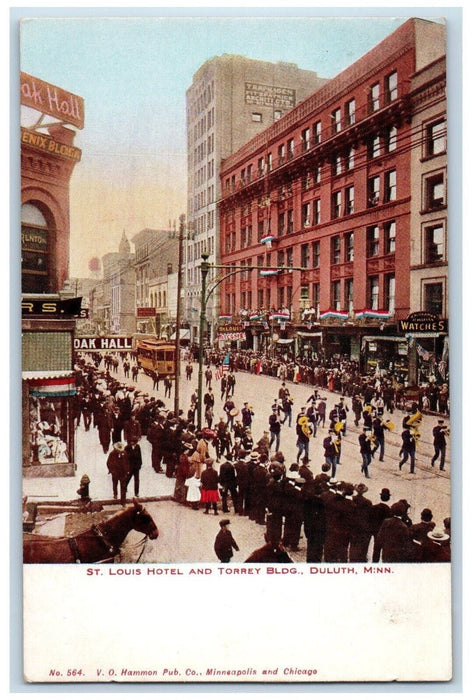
xmin=197 ymin=253 xmax=210 ymax=429
xmin=173 ymin=214 xmax=185 ymax=418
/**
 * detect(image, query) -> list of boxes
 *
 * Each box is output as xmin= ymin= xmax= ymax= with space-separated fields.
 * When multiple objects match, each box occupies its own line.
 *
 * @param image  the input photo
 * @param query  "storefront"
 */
xmin=360 ymin=335 xmax=409 ymax=381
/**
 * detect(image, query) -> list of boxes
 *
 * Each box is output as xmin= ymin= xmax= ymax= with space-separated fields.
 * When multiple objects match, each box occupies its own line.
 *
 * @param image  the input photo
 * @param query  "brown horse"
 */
xmin=23 ymin=499 xmax=159 ymax=563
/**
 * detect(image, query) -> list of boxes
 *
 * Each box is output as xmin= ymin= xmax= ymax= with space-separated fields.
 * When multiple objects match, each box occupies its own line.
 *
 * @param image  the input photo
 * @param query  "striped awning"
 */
xmin=23 ymin=371 xmax=76 ymax=397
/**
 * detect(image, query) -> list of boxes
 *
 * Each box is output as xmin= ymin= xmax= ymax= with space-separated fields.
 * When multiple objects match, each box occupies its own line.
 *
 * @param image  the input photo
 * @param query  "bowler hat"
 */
xmin=356 ymin=483 xmax=369 ymax=494
xmin=219 ymin=519 xmax=231 ymax=527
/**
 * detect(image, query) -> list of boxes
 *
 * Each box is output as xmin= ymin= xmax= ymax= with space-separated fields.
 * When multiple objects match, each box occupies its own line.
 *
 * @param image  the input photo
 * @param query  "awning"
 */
xmin=276 ymin=338 xmax=294 ymax=344
xmin=297 ymin=331 xmax=323 ymax=338
xmin=362 ymin=336 xmax=407 ymax=343
xmin=23 ymin=371 xmax=76 ymax=397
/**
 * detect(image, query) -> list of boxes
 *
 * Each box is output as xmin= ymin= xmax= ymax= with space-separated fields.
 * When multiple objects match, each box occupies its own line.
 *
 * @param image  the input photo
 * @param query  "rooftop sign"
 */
xmin=20 ymin=72 xmax=84 ymax=129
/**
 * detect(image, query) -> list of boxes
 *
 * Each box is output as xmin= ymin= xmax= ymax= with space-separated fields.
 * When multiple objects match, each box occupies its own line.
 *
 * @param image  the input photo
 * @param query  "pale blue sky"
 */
xmin=17 ymin=11 xmax=447 ymax=275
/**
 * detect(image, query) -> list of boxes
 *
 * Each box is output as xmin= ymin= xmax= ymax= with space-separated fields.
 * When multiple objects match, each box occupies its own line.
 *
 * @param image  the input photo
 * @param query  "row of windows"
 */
xmin=194 ymin=159 xmax=215 ymax=187
xmin=224 ymin=220 xmax=446 ymax=268
xmin=225 ymin=277 xmax=444 ymax=318
xmin=193 ymin=184 xmax=215 ymax=212
xmin=193 ymin=133 xmax=214 ymax=166
xmin=193 ymin=107 xmax=215 ymax=141
xmin=188 ymin=81 xmax=215 ymax=121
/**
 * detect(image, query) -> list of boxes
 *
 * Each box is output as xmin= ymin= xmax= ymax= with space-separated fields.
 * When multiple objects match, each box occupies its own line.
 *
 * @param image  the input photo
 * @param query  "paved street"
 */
xmin=23 ymin=359 xmax=452 ymax=561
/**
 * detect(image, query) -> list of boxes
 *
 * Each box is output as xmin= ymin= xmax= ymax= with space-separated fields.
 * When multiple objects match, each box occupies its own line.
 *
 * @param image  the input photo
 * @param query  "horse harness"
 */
xmin=67 ymin=525 xmax=119 ymax=563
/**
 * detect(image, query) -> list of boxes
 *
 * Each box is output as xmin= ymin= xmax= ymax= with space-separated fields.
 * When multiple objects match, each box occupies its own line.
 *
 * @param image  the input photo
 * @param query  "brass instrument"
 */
xmin=334 ymin=420 xmax=344 ymax=434
xmin=368 ymin=433 xmax=378 ymax=446
xmin=406 ymin=409 xmax=423 ymax=428
xmin=333 ymin=436 xmax=342 ymax=453
xmin=382 ymin=420 xmax=395 ymax=432
xmin=411 ymin=427 xmax=421 ymax=442
xmin=444 ymin=427 xmax=450 ymax=437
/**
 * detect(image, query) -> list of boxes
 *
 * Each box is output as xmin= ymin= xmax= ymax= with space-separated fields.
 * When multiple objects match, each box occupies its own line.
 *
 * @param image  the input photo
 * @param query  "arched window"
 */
xmin=21 ymin=203 xmax=50 ymax=293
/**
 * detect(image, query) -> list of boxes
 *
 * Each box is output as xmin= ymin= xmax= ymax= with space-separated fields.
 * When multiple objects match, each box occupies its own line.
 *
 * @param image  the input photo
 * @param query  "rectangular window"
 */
xmin=424 ymin=282 xmax=443 ymax=315
xmin=278 ymin=143 xmax=285 ymax=165
xmin=331 ymin=280 xmax=341 ymax=310
xmin=312 ymin=241 xmax=320 ymax=268
xmin=345 ymin=231 xmax=354 ymax=261
xmin=277 ymin=250 xmax=285 ymax=268
xmin=346 ymin=146 xmax=355 ymax=170
xmin=369 ymin=276 xmax=379 ymax=310
xmin=302 ymin=127 xmax=310 ymax=152
xmin=345 ymin=186 xmax=354 ymax=215
xmin=286 ymin=247 xmax=294 ymax=268
xmin=257 ymin=289 xmax=264 ymax=309
xmin=277 ymin=286 xmax=285 ymax=309
xmin=367 ymin=225 xmax=380 ymax=257
xmin=332 ymin=108 xmax=342 ymax=134
xmin=385 ymin=170 xmax=397 ymax=201
xmin=346 ymin=98 xmax=356 ymax=125
xmin=385 ymin=221 xmax=396 ymax=253
xmin=387 ymin=126 xmax=397 ymax=152
xmin=370 ymin=82 xmax=380 ymax=112
xmin=369 ymin=135 xmax=381 ymax=159
xmin=287 ymin=138 xmax=294 ymax=159
xmin=313 ymin=199 xmax=321 ymax=225
xmin=426 ymin=119 xmax=446 ymax=156
xmin=368 ymin=176 xmax=380 ymax=206
xmin=332 ymin=191 xmax=342 ymax=219
xmin=301 ymin=243 xmax=310 ymax=268
xmin=385 ymin=274 xmax=395 ymax=313
xmin=345 ymin=278 xmax=354 ymax=314
xmin=314 ymin=165 xmax=321 ymax=183
xmin=287 ymin=210 xmax=294 ymax=234
xmin=247 ymin=225 xmax=252 ymax=246
xmin=278 ymin=213 xmax=285 ymax=236
xmin=386 ymin=71 xmax=398 ymax=102
xmin=252 ymin=112 xmax=262 ymax=122
xmin=267 ymin=153 xmax=273 ymax=172
xmin=425 ymin=173 xmax=445 ymax=209
xmin=302 ymin=203 xmax=311 ymax=228
xmin=425 ymin=224 xmax=445 ymax=263
xmin=313 ymin=120 xmax=322 ymax=144
xmin=331 ymin=236 xmax=341 ymax=264
xmin=332 ymin=154 xmax=343 ymax=175
xmin=258 ymin=157 xmax=265 ymax=176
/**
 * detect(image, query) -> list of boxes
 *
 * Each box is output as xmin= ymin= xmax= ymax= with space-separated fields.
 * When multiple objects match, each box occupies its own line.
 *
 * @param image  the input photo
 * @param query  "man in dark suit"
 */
xmin=214 ymin=519 xmax=239 ymax=563
xmin=375 ymin=502 xmax=411 ymax=562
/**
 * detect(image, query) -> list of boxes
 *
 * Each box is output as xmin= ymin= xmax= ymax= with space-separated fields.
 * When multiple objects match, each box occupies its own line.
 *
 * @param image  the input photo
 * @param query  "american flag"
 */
xmin=215 ymin=352 xmax=230 ymax=380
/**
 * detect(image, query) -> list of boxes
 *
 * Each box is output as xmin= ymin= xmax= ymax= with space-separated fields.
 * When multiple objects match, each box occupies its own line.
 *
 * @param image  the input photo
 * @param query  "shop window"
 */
xmin=27 ymin=395 xmax=72 ymax=466
xmin=21 ymin=203 xmax=50 ymax=293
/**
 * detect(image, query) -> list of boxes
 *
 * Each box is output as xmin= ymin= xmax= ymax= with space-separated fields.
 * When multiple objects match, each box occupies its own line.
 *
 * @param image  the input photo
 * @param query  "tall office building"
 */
xmin=185 ymin=54 xmax=327 ymax=342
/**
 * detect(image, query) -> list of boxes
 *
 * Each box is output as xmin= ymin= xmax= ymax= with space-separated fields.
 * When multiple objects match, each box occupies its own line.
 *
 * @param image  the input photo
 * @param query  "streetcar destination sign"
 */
xmin=74 ymin=337 xmax=133 ymax=350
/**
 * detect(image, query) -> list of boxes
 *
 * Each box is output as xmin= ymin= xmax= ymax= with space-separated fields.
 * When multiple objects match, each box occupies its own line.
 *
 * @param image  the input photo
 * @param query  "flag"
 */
xmin=260 ymin=235 xmax=276 ymax=245
xmin=221 ymin=352 xmax=230 ymax=373
xmin=260 ymin=269 xmax=278 ymax=277
xmin=355 ymin=309 xmax=391 ymax=320
xmin=320 ymin=310 xmax=349 ymax=321
xmin=250 ymin=313 xmax=262 ymax=321
xmin=256 ymin=360 xmax=262 ymax=374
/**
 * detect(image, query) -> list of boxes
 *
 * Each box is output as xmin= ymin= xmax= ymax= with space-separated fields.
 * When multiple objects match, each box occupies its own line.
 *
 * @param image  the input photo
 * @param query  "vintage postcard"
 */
xmin=17 ymin=9 xmax=458 ymax=686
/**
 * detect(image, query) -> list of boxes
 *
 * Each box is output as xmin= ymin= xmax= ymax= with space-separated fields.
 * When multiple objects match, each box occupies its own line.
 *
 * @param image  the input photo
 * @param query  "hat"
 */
xmin=399 ymin=498 xmax=411 ymax=510
xmin=219 ymin=519 xmax=231 ymax=527
xmin=421 ymin=508 xmax=433 ymax=521
xmin=356 ymin=483 xmax=369 ymax=495
xmin=427 ymin=530 xmax=449 ymax=542
xmin=342 ymin=483 xmax=355 ymax=496
xmin=328 ymin=478 xmax=338 ymax=487
xmin=390 ymin=502 xmax=405 ymax=516
xmin=204 ymin=458 xmax=215 ymax=465
xmin=380 ymin=488 xmax=391 ymax=500
xmin=250 ymin=451 xmax=260 ymax=460
xmin=438 ymin=419 xmax=445 ymax=424
xmin=113 ymin=442 xmax=125 ymax=451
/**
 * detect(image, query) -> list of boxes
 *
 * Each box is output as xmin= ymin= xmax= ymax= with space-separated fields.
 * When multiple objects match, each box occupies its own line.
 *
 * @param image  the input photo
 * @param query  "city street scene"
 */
xmin=18 ymin=11 xmax=455 ymax=686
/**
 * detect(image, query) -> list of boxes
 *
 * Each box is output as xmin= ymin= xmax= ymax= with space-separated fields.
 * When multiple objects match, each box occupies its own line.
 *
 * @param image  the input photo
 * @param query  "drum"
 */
xmin=229 ymin=408 xmax=239 ymax=417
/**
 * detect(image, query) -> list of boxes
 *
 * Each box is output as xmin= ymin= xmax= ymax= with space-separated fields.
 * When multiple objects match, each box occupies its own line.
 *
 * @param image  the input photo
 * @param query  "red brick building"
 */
xmin=219 ymin=19 xmax=446 ymax=379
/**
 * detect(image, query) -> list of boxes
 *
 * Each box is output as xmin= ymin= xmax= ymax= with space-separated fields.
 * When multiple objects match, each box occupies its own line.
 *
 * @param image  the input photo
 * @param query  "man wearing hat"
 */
xmin=218 ymin=460 xmax=239 ymax=514
xmin=399 ymin=426 xmax=416 ymax=473
xmin=375 ymin=502 xmax=412 ymax=562
xmin=371 ymin=488 xmax=392 ymax=563
xmin=214 ymin=519 xmax=239 ymax=563
xmin=421 ymin=529 xmax=451 ymax=562
xmin=431 ymin=419 xmax=448 ymax=470
xmin=359 ymin=428 xmax=373 ymax=478
xmin=241 ymin=402 xmax=254 ymax=429
xmin=302 ymin=476 xmax=326 ymax=563
xmin=350 ymin=483 xmax=373 ymax=562
xmin=322 ymin=430 xmax=339 ymax=479
xmin=268 ymin=408 xmax=282 ymax=453
xmin=106 ymin=442 xmax=131 ymax=506
xmin=409 ymin=508 xmax=436 ymax=561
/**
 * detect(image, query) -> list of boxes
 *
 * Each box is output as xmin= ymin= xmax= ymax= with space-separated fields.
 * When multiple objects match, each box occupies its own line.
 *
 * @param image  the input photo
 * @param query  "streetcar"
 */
xmin=135 ymin=337 xmax=176 ymax=378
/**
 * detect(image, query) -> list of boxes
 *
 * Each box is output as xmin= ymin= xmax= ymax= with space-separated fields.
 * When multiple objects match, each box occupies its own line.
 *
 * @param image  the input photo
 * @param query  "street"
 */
xmin=23 ymin=358 xmax=452 ymax=563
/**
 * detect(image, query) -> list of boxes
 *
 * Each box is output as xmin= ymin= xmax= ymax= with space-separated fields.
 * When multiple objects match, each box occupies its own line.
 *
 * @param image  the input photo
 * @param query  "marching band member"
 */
xmin=359 ymin=428 xmax=373 ymax=479
xmin=372 ymin=409 xmax=388 ymax=462
xmin=323 ymin=429 xmax=339 ymax=479
xmin=431 ymin=419 xmax=448 ymax=470
xmin=399 ymin=427 xmax=416 ymax=474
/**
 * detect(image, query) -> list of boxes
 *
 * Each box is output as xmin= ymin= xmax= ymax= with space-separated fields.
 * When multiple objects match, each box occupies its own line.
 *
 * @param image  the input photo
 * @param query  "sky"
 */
xmin=17 ymin=8 xmax=449 ymax=277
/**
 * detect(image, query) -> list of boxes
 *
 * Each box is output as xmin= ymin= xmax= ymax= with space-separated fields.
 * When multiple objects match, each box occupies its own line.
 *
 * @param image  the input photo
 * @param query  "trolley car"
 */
xmin=135 ymin=338 xmax=176 ymax=378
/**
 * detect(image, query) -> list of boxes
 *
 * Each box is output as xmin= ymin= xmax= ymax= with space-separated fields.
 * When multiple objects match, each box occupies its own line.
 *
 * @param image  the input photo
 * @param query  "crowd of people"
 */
xmin=71 ymin=349 xmax=450 ymax=564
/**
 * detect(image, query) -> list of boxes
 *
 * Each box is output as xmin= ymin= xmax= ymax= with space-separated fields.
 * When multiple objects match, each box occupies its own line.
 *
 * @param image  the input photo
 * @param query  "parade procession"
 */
xmin=20 ymin=17 xmax=451 ymax=567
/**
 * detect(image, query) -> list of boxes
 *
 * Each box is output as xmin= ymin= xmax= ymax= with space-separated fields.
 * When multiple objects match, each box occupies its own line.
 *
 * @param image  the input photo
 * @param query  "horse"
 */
xmin=23 ymin=499 xmax=159 ymax=564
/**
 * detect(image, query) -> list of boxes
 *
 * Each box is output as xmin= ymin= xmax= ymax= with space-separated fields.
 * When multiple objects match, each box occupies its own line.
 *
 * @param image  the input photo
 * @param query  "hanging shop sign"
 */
xmin=22 ymin=297 xmax=85 ymax=317
xmin=74 ymin=337 xmax=134 ymax=351
xmin=398 ymin=312 xmax=448 ymax=334
xmin=21 ymin=72 xmax=84 ymax=129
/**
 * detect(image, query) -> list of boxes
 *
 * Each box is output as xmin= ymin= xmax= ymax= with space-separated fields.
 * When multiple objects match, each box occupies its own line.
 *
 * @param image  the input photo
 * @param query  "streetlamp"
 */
xmin=195 ymin=259 xmax=308 ymax=428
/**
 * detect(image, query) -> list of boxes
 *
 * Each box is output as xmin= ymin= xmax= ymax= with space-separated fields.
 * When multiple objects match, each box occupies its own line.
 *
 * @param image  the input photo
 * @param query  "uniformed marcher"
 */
xmin=431 ymin=419 xmax=448 ymax=470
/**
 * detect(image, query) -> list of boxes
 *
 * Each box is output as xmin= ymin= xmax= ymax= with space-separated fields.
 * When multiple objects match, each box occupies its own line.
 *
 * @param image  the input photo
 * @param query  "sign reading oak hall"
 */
xmin=20 ymin=72 xmax=84 ymax=130
xmin=74 ymin=337 xmax=134 ymax=351
xmin=398 ymin=312 xmax=448 ymax=334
